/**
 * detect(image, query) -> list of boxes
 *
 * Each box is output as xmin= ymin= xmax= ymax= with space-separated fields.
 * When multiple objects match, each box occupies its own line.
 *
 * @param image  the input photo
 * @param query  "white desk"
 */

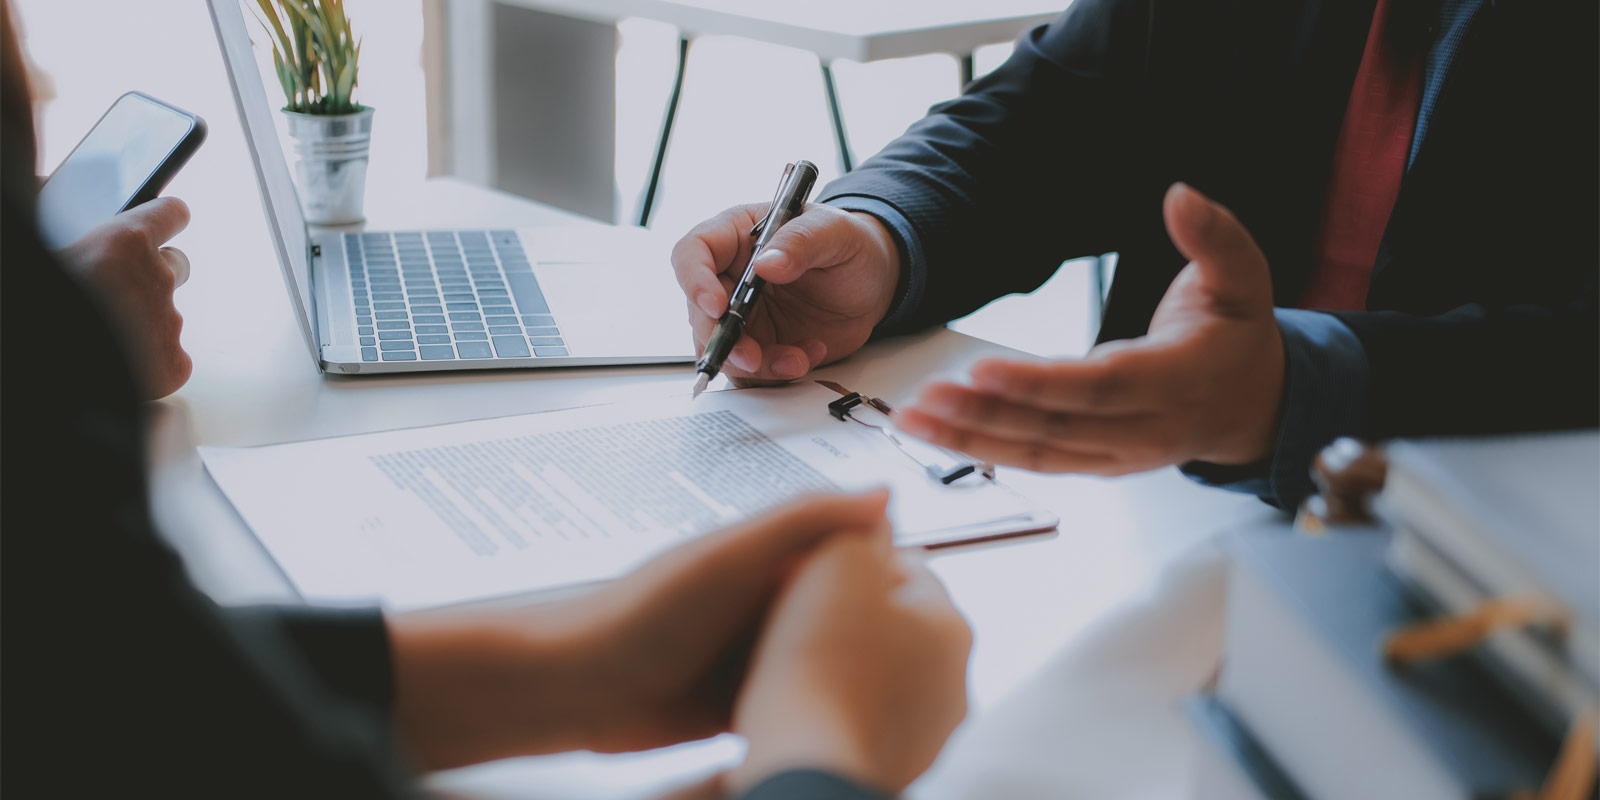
xmin=151 ymin=176 xmax=1265 ymax=797
xmin=432 ymin=0 xmax=1065 ymax=222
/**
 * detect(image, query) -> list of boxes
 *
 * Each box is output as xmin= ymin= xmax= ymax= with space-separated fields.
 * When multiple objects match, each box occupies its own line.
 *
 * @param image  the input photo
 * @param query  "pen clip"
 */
xmin=750 ymin=162 xmax=797 ymax=238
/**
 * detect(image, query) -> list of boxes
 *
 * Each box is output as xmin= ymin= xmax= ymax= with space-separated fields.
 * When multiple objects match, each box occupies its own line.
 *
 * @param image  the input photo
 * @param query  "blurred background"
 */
xmin=12 ymin=0 xmax=1095 ymax=357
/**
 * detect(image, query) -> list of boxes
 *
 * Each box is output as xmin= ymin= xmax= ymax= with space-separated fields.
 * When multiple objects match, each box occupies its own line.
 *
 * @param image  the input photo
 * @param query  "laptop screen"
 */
xmin=207 ymin=0 xmax=318 ymax=360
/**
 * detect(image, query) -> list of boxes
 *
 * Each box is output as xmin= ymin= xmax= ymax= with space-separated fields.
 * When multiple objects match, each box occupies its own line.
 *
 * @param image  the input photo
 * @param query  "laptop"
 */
xmin=207 ymin=0 xmax=694 ymax=375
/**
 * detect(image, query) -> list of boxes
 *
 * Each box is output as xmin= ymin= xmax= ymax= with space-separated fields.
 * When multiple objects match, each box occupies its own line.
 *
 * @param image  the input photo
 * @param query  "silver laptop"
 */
xmin=207 ymin=0 xmax=694 ymax=375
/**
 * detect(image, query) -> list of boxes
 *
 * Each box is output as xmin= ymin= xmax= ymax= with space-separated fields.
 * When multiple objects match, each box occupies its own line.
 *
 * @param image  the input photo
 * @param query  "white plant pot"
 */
xmin=282 ymin=107 xmax=374 ymax=225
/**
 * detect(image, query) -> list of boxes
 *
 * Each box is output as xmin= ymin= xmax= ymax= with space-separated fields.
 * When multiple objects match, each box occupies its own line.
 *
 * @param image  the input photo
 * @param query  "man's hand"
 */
xmin=671 ymin=203 xmax=900 ymax=385
xmin=898 ymin=183 xmax=1286 ymax=473
xmin=388 ymin=490 xmax=893 ymax=770
xmin=726 ymin=524 xmax=971 ymax=795
xmin=59 ymin=197 xmax=193 ymax=399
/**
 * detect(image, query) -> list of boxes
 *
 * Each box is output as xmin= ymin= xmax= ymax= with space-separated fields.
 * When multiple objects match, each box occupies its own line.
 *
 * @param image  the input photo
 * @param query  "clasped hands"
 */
xmin=673 ymin=182 xmax=1288 ymax=475
xmin=388 ymin=489 xmax=971 ymax=796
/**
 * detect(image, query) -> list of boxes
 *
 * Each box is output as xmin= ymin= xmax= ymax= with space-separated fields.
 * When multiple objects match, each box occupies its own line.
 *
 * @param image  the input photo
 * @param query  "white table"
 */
xmin=431 ymin=0 xmax=1065 ymax=223
xmin=151 ymin=174 xmax=1265 ymax=797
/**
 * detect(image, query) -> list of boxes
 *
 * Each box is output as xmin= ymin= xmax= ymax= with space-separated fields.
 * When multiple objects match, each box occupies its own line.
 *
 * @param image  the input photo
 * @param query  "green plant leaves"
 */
xmin=246 ymin=0 xmax=362 ymax=115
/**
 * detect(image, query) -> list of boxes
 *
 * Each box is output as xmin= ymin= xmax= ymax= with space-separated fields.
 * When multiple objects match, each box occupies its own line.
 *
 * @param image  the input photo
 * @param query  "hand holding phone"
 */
xmin=37 ymin=91 xmax=205 ymax=250
xmin=59 ymin=196 xmax=196 ymax=399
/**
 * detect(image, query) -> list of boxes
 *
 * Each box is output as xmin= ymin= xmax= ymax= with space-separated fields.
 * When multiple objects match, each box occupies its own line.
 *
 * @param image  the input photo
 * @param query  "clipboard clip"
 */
xmin=820 ymin=381 xmax=996 ymax=486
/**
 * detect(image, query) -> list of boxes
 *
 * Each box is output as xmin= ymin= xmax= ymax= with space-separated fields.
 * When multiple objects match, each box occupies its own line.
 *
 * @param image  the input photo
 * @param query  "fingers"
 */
xmin=686 ymin=315 xmax=824 ymax=386
xmin=118 ymin=196 xmax=191 ymax=247
xmin=745 ymin=205 xmax=864 ymax=285
xmin=603 ymin=489 xmax=893 ymax=676
xmin=892 ymin=553 xmax=972 ymax=660
xmin=687 ymin=306 xmax=760 ymax=372
xmin=912 ymin=382 xmax=1164 ymax=451
xmin=1161 ymin=183 xmax=1271 ymax=314
xmin=672 ymin=204 xmax=762 ymax=316
xmin=968 ymin=351 xmax=1173 ymax=413
xmin=674 ymin=202 xmax=866 ymax=386
xmin=782 ymin=523 xmax=895 ymax=602
xmin=729 ymin=489 xmax=892 ymax=556
xmin=895 ymin=407 xmax=1127 ymax=475
xmin=146 ymin=341 xmax=194 ymax=400
xmin=893 ymin=552 xmax=954 ymax=606
xmin=160 ymin=247 xmax=191 ymax=288
xmin=674 ymin=205 xmax=825 ymax=382
xmin=664 ymin=489 xmax=893 ymax=582
xmin=897 ymin=349 xmax=1189 ymax=474
xmin=726 ymin=341 xmax=824 ymax=386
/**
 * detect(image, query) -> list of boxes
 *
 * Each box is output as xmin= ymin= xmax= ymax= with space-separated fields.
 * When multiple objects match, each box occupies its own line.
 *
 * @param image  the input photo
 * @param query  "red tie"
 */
xmin=1299 ymin=0 xmax=1424 ymax=310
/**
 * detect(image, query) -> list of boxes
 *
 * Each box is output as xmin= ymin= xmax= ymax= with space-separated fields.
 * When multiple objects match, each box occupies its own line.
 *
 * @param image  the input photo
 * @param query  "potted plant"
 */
xmin=251 ymin=0 xmax=371 ymax=224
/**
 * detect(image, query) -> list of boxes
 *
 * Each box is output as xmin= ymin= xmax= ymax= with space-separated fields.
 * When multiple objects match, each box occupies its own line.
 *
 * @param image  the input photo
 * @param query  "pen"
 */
xmin=691 ymin=159 xmax=820 ymax=398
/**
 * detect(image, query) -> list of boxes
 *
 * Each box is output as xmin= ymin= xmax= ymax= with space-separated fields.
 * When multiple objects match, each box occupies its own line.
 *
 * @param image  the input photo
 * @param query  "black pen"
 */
xmin=691 ymin=160 xmax=820 ymax=398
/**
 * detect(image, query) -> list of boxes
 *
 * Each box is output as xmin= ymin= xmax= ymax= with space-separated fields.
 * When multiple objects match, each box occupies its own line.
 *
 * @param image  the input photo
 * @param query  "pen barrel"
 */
xmin=697 ymin=312 xmax=746 ymax=375
xmin=729 ymin=277 xmax=765 ymax=318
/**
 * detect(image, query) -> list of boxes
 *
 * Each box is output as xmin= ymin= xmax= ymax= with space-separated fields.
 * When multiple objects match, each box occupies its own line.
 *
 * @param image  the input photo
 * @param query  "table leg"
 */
xmin=820 ymin=61 xmax=855 ymax=173
xmin=638 ymin=36 xmax=692 ymax=228
xmin=959 ymin=51 xmax=976 ymax=88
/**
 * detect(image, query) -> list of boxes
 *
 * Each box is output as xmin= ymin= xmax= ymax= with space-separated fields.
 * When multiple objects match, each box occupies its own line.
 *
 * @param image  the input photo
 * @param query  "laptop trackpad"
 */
xmin=533 ymin=261 xmax=694 ymax=358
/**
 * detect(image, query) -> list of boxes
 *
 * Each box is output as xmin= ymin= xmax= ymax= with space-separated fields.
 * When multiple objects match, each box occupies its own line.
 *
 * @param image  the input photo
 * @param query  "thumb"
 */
xmin=610 ymin=490 xmax=891 ymax=640
xmin=1162 ymin=183 xmax=1272 ymax=315
xmin=647 ymin=488 xmax=892 ymax=588
xmin=746 ymin=206 xmax=856 ymax=284
xmin=723 ymin=488 xmax=892 ymax=564
xmin=115 ymin=196 xmax=192 ymax=246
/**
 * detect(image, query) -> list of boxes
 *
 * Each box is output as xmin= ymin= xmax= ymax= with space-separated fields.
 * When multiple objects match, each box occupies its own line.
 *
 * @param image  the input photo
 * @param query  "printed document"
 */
xmin=200 ymin=382 xmax=1055 ymax=609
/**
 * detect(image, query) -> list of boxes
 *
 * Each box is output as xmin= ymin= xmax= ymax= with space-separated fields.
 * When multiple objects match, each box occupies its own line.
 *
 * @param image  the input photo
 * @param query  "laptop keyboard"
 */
xmin=344 ymin=231 xmax=569 ymax=363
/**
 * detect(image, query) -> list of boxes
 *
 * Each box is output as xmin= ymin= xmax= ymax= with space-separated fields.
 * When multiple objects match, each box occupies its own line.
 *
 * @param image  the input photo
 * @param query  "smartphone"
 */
xmin=37 ymin=91 xmax=206 ymax=249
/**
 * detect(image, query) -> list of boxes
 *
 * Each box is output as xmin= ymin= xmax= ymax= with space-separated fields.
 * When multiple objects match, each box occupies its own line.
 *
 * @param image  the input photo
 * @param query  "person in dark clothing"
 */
xmin=671 ymin=0 xmax=1598 ymax=509
xmin=0 ymin=4 xmax=969 ymax=797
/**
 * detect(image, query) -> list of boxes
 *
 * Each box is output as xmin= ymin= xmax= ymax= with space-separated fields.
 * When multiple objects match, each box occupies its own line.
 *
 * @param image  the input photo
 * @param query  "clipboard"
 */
xmin=199 ymin=378 xmax=1063 ymax=610
xmin=813 ymin=380 xmax=1061 ymax=548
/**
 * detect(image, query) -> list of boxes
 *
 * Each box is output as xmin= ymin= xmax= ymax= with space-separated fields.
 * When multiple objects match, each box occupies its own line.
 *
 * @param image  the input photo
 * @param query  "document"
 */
xmin=200 ymin=382 xmax=1056 ymax=609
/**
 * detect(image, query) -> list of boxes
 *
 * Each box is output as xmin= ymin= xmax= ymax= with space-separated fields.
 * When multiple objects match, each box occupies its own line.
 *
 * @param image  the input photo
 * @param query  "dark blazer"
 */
xmin=0 ymin=145 xmax=883 ymax=800
xmin=821 ymin=0 xmax=1598 ymax=440
xmin=2 ymin=183 xmax=420 ymax=796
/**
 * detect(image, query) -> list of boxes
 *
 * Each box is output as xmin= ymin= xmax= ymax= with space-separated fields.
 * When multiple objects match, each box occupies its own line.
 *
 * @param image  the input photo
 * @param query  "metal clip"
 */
xmin=828 ymin=392 xmax=865 ymax=421
xmin=750 ymin=162 xmax=797 ymax=238
xmin=824 ymin=385 xmax=996 ymax=486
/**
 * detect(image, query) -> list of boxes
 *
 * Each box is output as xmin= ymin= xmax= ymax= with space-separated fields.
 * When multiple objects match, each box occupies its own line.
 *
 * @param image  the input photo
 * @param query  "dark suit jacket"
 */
xmin=821 ymin=0 xmax=1598 ymax=440
xmin=0 ymin=154 xmax=883 ymax=800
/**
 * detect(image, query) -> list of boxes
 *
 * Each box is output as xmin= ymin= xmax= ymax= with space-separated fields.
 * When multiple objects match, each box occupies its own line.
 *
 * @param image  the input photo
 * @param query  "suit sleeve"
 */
xmin=1330 ymin=278 xmax=1599 ymax=440
xmin=230 ymin=605 xmax=395 ymax=717
xmin=3 ymin=191 xmax=418 ymax=797
xmin=817 ymin=0 xmax=1153 ymax=334
xmin=1184 ymin=279 xmax=1598 ymax=507
xmin=1184 ymin=310 xmax=1372 ymax=508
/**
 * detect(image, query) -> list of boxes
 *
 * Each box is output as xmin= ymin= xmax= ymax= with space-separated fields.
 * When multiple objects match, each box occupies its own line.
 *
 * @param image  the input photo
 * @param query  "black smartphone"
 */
xmin=37 ymin=91 xmax=206 ymax=249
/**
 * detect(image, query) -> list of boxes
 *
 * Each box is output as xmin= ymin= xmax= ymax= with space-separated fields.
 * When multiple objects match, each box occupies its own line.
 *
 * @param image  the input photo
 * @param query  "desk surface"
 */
xmin=151 ymin=174 xmax=1263 ymax=797
xmin=491 ymin=0 xmax=1065 ymax=62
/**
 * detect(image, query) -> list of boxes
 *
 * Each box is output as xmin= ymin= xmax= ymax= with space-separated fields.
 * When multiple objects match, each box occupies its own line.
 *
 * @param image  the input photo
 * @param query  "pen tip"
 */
xmin=691 ymin=373 xmax=710 ymax=399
